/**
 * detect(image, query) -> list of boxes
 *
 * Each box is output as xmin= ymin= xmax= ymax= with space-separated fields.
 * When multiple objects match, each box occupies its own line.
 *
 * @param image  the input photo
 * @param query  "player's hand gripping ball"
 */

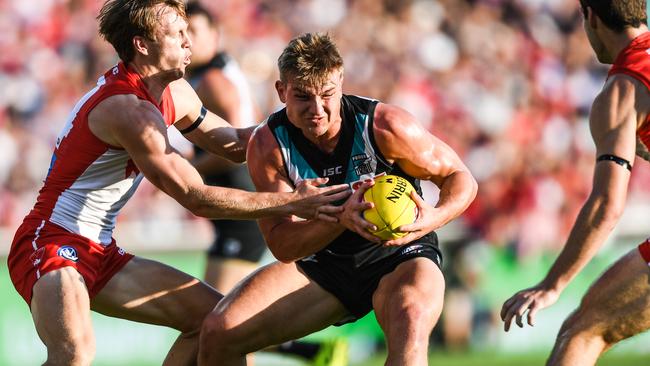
xmin=362 ymin=175 xmax=418 ymax=240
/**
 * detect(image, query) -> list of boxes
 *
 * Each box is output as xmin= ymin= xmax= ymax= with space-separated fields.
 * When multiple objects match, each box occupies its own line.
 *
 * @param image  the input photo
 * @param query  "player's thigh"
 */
xmin=211 ymin=261 xmax=348 ymax=349
xmin=571 ymin=248 xmax=650 ymax=342
xmin=90 ymin=256 xmax=222 ymax=332
xmin=372 ymin=257 xmax=445 ymax=329
xmin=31 ymin=267 xmax=94 ymax=347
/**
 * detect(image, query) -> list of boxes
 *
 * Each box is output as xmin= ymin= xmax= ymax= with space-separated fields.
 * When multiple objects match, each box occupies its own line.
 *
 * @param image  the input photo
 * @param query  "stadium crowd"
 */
xmin=1 ymin=0 xmax=649 ymax=349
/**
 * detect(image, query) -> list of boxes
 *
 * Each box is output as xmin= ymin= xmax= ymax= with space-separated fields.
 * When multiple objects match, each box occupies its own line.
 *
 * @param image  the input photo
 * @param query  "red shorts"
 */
xmin=639 ymin=239 xmax=650 ymax=265
xmin=7 ymin=218 xmax=134 ymax=305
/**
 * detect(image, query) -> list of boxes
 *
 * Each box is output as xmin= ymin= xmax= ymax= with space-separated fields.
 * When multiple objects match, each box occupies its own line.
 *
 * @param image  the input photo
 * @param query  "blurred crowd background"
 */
xmin=2 ymin=0 xmax=650 ymax=358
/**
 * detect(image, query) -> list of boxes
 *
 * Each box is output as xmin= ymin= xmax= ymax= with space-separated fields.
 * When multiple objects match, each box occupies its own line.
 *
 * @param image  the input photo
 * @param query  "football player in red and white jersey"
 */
xmin=501 ymin=1 xmax=650 ymax=365
xmin=6 ymin=1 xmax=350 ymax=365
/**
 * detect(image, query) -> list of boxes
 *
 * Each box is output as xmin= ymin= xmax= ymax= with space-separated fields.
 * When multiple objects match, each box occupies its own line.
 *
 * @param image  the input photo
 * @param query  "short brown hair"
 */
xmin=278 ymin=33 xmax=344 ymax=88
xmin=579 ymin=0 xmax=647 ymax=32
xmin=98 ymin=0 xmax=187 ymax=63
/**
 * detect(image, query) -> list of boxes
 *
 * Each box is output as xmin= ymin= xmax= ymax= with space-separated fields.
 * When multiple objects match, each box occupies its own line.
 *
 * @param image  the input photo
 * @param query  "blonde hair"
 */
xmin=98 ymin=0 xmax=187 ymax=63
xmin=278 ymin=33 xmax=344 ymax=88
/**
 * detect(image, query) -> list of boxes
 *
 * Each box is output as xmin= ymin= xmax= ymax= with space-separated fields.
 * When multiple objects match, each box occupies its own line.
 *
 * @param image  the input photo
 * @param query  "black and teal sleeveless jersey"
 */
xmin=266 ymin=94 xmax=427 ymax=260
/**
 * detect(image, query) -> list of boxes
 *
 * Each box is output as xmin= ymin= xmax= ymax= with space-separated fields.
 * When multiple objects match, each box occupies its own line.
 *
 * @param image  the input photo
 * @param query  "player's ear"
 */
xmin=275 ymin=80 xmax=287 ymax=103
xmin=133 ymin=35 xmax=150 ymax=57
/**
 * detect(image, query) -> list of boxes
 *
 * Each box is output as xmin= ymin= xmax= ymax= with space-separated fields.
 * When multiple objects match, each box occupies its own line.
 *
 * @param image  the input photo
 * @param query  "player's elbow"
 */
xmin=176 ymin=188 xmax=213 ymax=218
xmin=269 ymin=248 xmax=295 ymax=264
xmin=590 ymin=195 xmax=624 ymax=229
xmin=275 ymin=255 xmax=295 ymax=264
xmin=455 ymin=169 xmax=478 ymax=208
xmin=267 ymin=242 xmax=297 ymax=263
xmin=182 ymin=197 xmax=209 ymax=217
xmin=597 ymin=205 xmax=624 ymax=229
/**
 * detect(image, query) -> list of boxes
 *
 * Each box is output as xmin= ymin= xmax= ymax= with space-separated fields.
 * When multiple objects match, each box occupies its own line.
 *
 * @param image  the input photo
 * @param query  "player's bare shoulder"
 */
xmin=372 ymin=103 xmax=427 ymax=158
xmin=88 ymin=94 xmax=164 ymax=147
xmin=610 ymin=74 xmax=650 ymax=127
xmin=248 ymin=121 xmax=283 ymax=169
xmin=597 ymin=74 xmax=650 ymax=162
xmin=247 ymin=120 xmax=288 ymax=187
xmin=590 ymin=74 xmax=647 ymax=136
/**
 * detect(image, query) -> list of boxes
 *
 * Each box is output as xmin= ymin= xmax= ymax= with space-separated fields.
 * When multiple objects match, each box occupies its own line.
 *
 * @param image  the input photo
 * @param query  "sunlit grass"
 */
xmin=352 ymin=351 xmax=649 ymax=366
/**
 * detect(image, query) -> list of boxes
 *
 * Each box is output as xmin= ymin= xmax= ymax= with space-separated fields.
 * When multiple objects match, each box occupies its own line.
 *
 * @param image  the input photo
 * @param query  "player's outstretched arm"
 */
xmin=171 ymin=78 xmax=253 ymax=163
xmin=188 ymin=71 xmax=244 ymax=175
xmin=372 ymin=103 xmax=478 ymax=246
xmin=88 ymin=94 xmax=350 ymax=220
xmin=500 ymin=75 xmax=639 ymax=332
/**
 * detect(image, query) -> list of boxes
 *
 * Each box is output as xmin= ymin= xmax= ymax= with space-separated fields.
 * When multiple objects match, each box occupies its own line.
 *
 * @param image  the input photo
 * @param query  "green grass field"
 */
xmin=357 ymin=352 xmax=650 ymax=366
xmin=2 ymin=249 xmax=649 ymax=365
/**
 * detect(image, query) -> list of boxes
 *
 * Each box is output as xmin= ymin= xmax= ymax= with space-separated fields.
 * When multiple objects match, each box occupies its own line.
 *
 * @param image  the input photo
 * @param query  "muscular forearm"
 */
xmin=433 ymin=170 xmax=477 ymax=228
xmin=542 ymin=196 xmax=622 ymax=292
xmin=188 ymin=186 xmax=296 ymax=220
xmin=265 ymin=220 xmax=345 ymax=263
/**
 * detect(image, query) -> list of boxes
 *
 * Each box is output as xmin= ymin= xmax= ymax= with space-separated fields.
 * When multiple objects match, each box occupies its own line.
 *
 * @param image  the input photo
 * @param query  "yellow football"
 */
xmin=363 ymin=175 xmax=418 ymax=240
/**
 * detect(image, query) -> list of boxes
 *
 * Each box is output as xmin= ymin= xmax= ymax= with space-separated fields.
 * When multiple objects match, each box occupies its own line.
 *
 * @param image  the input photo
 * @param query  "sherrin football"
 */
xmin=363 ymin=175 xmax=418 ymax=240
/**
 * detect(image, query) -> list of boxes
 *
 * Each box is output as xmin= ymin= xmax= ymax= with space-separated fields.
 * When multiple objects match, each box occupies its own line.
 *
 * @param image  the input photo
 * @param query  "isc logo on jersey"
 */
xmin=57 ymin=246 xmax=79 ymax=262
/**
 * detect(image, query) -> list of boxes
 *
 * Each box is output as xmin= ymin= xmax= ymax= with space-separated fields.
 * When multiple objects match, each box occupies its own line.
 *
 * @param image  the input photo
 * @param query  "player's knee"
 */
xmin=387 ymin=299 xmax=435 ymax=335
xmin=403 ymin=301 xmax=428 ymax=324
xmin=175 ymin=309 xmax=212 ymax=335
xmin=171 ymin=292 xmax=222 ymax=334
xmin=201 ymin=310 xmax=222 ymax=336
xmin=601 ymin=328 xmax=629 ymax=347
xmin=558 ymin=309 xmax=589 ymax=335
xmin=200 ymin=310 xmax=234 ymax=345
xmin=200 ymin=313 xmax=248 ymax=358
xmin=557 ymin=309 xmax=611 ymax=347
xmin=49 ymin=335 xmax=95 ymax=366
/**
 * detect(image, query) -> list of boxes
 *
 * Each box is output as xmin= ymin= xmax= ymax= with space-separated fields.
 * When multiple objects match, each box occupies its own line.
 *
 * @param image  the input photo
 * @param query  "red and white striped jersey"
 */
xmin=25 ymin=62 xmax=176 ymax=245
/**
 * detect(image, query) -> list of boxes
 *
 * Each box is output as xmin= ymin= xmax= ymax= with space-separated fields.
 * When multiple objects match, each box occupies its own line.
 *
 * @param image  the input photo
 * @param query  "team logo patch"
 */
xmin=57 ymin=246 xmax=79 ymax=262
xmin=30 ymin=247 xmax=46 ymax=267
xmin=352 ymin=154 xmax=374 ymax=176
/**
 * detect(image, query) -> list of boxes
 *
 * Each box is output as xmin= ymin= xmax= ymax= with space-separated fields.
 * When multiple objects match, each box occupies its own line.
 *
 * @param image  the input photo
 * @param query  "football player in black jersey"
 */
xmin=198 ymin=33 xmax=477 ymax=366
xmin=184 ymin=3 xmax=346 ymax=364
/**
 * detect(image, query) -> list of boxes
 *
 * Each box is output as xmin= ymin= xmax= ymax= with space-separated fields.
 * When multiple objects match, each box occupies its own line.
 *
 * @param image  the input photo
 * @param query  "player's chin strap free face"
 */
xmin=597 ymin=154 xmax=632 ymax=171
